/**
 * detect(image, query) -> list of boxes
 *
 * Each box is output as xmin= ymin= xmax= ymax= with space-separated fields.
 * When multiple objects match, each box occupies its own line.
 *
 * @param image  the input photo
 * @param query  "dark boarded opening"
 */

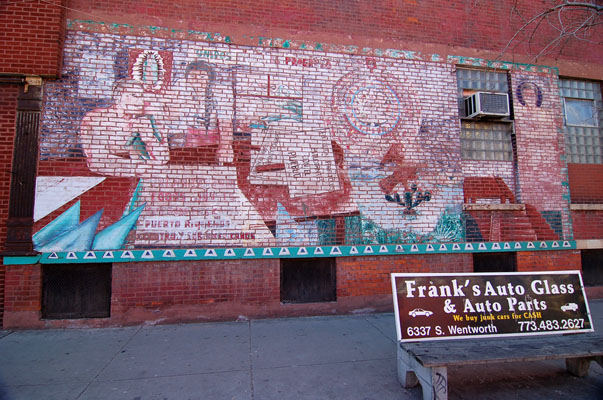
xmin=473 ymin=252 xmax=517 ymax=273
xmin=280 ymin=258 xmax=336 ymax=303
xmin=42 ymin=264 xmax=112 ymax=319
xmin=581 ymin=250 xmax=603 ymax=286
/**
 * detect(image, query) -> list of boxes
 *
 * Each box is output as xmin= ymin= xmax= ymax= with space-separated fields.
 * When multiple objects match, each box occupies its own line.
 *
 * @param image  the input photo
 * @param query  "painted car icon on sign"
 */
xmin=560 ymin=303 xmax=579 ymax=312
xmin=409 ymin=308 xmax=434 ymax=318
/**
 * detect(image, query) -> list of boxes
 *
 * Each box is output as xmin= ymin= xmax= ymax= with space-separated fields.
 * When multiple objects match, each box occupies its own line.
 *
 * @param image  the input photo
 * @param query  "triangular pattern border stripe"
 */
xmin=26 ymin=241 xmax=578 ymax=264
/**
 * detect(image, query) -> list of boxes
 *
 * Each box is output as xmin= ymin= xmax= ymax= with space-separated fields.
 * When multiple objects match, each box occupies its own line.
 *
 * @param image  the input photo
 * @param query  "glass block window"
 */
xmin=457 ymin=69 xmax=509 ymax=92
xmin=560 ymin=79 xmax=603 ymax=164
xmin=460 ymin=121 xmax=513 ymax=161
xmin=457 ymin=69 xmax=513 ymax=161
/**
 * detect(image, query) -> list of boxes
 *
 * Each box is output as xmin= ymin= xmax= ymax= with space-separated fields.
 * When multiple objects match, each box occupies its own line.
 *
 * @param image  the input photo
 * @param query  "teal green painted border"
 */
xmin=67 ymin=19 xmax=558 ymax=74
xmin=3 ymin=240 xmax=576 ymax=265
xmin=3 ymin=255 xmax=41 ymax=265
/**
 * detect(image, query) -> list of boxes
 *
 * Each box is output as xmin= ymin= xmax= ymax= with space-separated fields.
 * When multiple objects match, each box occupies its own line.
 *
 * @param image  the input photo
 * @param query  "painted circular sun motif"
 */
xmin=332 ymin=73 xmax=403 ymax=137
xmin=346 ymin=84 xmax=401 ymax=136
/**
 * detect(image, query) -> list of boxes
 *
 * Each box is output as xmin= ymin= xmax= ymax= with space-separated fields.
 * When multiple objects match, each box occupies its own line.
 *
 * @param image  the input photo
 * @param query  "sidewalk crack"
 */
xmin=363 ymin=315 xmax=397 ymax=345
xmin=74 ymin=326 xmax=143 ymax=400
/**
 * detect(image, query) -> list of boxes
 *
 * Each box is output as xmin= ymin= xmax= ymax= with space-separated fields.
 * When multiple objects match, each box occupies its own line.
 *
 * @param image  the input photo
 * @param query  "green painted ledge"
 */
xmin=3 ymin=240 xmax=576 ymax=265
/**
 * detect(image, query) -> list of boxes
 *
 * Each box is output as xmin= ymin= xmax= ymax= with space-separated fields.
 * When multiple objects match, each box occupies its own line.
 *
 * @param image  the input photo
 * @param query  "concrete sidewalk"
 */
xmin=0 ymin=301 xmax=602 ymax=400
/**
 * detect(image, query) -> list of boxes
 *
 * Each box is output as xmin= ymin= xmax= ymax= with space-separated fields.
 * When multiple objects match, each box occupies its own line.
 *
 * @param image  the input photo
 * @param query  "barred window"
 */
xmin=457 ymin=68 xmax=513 ymax=161
xmin=560 ymin=79 xmax=602 ymax=164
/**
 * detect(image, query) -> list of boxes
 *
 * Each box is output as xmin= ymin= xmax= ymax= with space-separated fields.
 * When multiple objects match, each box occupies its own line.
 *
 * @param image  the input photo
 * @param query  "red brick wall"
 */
xmin=0 ymin=84 xmax=19 ymax=330
xmin=66 ymin=0 xmax=603 ymax=72
xmin=3 ymin=264 xmax=42 ymax=321
xmin=568 ymin=164 xmax=603 ymax=204
xmin=511 ymin=72 xmax=570 ymax=238
xmin=0 ymin=85 xmax=18 ymax=254
xmin=0 ymin=0 xmax=65 ymax=77
xmin=516 ymin=250 xmax=581 ymax=272
xmin=572 ymin=211 xmax=603 ymax=240
xmin=3 ymin=255 xmax=473 ymax=328
xmin=111 ymin=259 xmax=280 ymax=323
xmin=3 ymin=264 xmax=42 ymax=329
xmin=0 ymin=250 xmax=589 ymax=328
xmin=338 ymin=254 xmax=473 ymax=297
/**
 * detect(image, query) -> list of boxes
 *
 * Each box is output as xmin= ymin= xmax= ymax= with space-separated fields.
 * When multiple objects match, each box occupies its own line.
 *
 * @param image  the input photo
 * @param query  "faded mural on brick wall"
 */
xmin=35 ymin=31 xmax=465 ymax=251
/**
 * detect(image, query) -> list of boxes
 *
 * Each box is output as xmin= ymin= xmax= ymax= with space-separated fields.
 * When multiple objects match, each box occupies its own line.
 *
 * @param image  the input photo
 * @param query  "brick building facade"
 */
xmin=1 ymin=0 xmax=601 ymax=328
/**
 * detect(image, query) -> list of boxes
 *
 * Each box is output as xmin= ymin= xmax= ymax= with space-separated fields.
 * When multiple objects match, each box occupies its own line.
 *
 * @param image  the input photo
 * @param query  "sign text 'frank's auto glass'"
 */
xmin=391 ymin=271 xmax=593 ymax=342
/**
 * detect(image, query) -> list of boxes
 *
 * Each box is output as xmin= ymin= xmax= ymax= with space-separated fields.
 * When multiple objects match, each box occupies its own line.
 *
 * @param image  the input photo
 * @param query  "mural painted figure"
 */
xmin=79 ymin=79 xmax=170 ymax=176
xmin=78 ymin=73 xmax=275 ymax=248
xmin=177 ymin=61 xmax=235 ymax=164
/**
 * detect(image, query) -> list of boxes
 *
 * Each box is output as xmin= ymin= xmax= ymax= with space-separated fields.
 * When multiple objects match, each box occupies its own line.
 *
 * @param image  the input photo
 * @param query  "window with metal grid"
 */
xmin=560 ymin=79 xmax=603 ymax=164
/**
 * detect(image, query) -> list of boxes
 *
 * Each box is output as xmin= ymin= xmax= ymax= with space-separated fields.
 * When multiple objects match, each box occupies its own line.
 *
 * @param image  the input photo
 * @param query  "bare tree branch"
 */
xmin=498 ymin=0 xmax=602 ymax=63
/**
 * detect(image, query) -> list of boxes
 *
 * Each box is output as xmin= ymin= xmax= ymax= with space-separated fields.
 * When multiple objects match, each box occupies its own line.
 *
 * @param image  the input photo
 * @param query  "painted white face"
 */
xmin=119 ymin=85 xmax=145 ymax=116
xmin=187 ymin=70 xmax=210 ymax=96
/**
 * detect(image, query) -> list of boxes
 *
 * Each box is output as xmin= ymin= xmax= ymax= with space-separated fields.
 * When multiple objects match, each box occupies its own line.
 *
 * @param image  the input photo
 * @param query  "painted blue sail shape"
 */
xmin=37 ymin=209 xmax=103 ymax=252
xmin=276 ymin=202 xmax=296 ymax=240
xmin=124 ymin=179 xmax=143 ymax=218
xmin=33 ymin=201 xmax=81 ymax=250
xmin=92 ymin=203 xmax=146 ymax=250
xmin=275 ymin=202 xmax=318 ymax=244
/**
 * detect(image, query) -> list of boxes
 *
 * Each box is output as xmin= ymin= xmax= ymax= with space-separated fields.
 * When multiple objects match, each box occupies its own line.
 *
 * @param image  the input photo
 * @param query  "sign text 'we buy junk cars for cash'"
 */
xmin=391 ymin=271 xmax=594 ymax=342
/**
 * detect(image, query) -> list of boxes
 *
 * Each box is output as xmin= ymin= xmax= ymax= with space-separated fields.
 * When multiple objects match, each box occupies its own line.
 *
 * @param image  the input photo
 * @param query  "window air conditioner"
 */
xmin=464 ymin=92 xmax=510 ymax=118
